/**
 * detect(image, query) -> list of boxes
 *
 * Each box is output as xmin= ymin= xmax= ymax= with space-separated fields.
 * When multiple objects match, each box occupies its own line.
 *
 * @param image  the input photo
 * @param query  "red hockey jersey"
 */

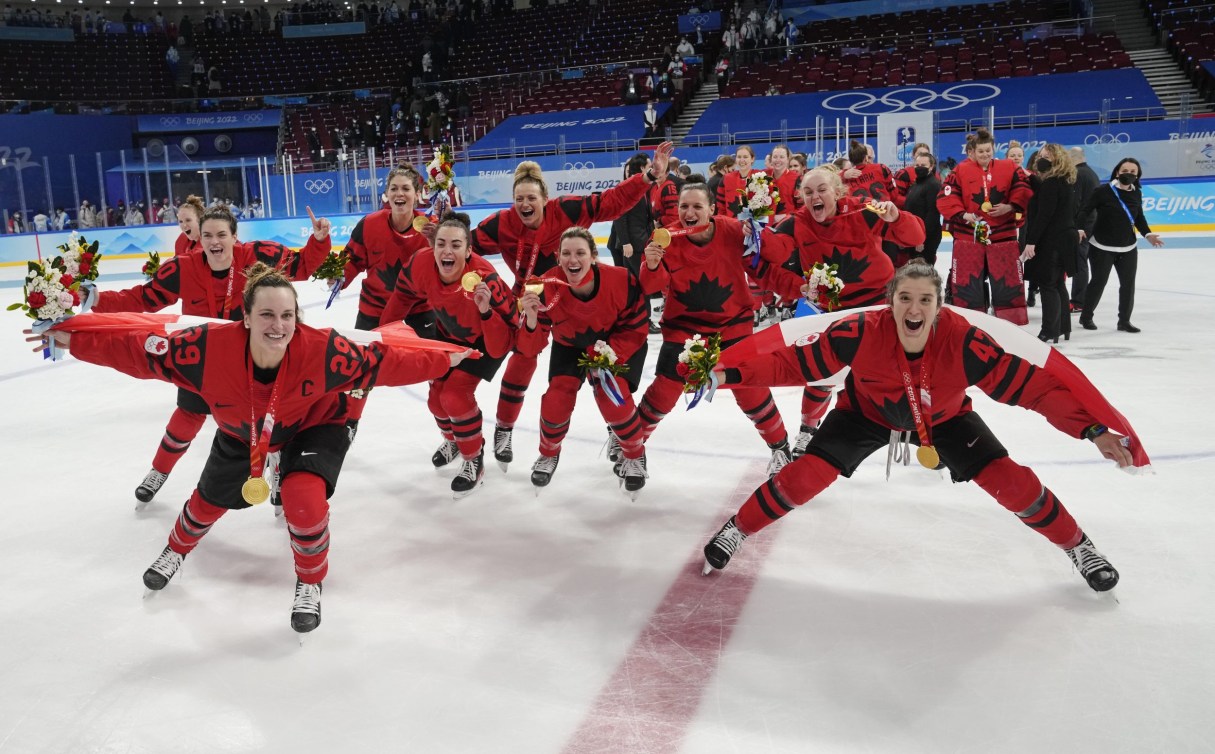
xmin=937 ymin=158 xmax=1032 ymax=243
xmin=843 ymin=162 xmax=896 ymax=203
xmin=517 ymin=264 xmax=648 ymax=362
xmin=340 ymin=208 xmax=430 ymax=320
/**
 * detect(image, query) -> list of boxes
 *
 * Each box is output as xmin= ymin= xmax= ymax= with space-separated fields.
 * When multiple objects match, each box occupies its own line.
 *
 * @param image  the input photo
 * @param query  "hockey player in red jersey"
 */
xmin=715 ymin=144 xmax=757 ymax=217
xmin=34 ymin=264 xmax=469 ymax=634
xmin=517 ymin=227 xmax=651 ymax=497
xmin=380 ymin=213 xmax=516 ymax=497
xmin=763 ymin=144 xmax=801 ymax=220
xmin=759 ymin=166 xmax=923 ymax=458
xmin=639 ymin=182 xmax=793 ymax=475
xmin=937 ymin=127 xmax=1033 ymax=324
xmin=173 ymin=195 xmax=205 ymax=256
xmin=91 ymin=204 xmax=332 ymax=506
xmin=470 ymin=141 xmax=673 ymax=471
xmin=702 ymin=261 xmax=1139 ymax=594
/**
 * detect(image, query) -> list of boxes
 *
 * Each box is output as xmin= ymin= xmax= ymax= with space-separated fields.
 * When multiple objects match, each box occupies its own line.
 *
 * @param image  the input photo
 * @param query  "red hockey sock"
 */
xmin=538 ymin=376 xmax=579 ymax=457
xmin=637 ymin=374 xmax=684 ymax=439
xmin=734 ymin=387 xmax=789 ymax=447
xmin=592 ymin=375 xmax=644 ymax=459
xmin=152 ymin=408 xmax=207 ymax=474
xmin=972 ymin=457 xmax=1082 ymax=548
xmin=496 ymin=350 xmax=538 ymax=428
xmin=168 ymin=490 xmax=228 ymax=554
xmin=800 ymin=386 xmax=832 ymax=428
xmin=437 ymin=371 xmax=484 ymax=458
xmin=736 ymin=454 xmax=840 ymax=534
xmin=280 ymin=471 xmax=331 ymax=584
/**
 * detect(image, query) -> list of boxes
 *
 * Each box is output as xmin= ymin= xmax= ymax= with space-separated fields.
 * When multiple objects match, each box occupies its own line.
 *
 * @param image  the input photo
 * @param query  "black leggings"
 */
xmin=1082 ymin=246 xmax=1137 ymax=325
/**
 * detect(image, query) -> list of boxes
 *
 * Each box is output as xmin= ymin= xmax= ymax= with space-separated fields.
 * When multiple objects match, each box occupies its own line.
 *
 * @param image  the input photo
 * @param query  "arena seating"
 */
xmin=0 ymin=35 xmax=173 ymax=101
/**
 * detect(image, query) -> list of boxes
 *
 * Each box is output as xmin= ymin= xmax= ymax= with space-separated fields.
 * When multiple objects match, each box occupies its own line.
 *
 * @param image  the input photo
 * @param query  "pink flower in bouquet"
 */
xmin=28 ymin=291 xmax=46 ymax=310
xmin=60 ymin=274 xmax=75 ymax=288
xmin=57 ymin=290 xmax=75 ymax=309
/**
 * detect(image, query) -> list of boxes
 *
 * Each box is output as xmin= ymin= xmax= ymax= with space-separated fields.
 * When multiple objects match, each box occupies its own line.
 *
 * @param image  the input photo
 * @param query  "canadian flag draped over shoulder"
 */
xmin=49 ymin=312 xmax=478 ymax=358
xmin=719 ymin=305 xmax=1151 ymax=470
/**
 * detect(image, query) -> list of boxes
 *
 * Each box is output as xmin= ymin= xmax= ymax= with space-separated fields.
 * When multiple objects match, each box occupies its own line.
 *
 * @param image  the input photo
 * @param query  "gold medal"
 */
xmin=980 ymin=201 xmax=993 ymax=213
xmin=916 ymin=445 xmax=940 ymax=469
xmin=461 ymin=271 xmax=482 ymax=292
xmin=524 ymin=281 xmax=545 ymax=297
xmin=241 ymin=476 xmax=271 ymax=505
xmin=863 ymin=201 xmax=883 ymax=214
xmin=652 ymin=227 xmax=672 ymax=249
xmin=412 ymin=215 xmax=429 ymax=232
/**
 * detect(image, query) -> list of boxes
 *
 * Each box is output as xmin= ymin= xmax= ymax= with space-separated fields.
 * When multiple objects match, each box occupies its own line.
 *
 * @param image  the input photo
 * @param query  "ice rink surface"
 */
xmin=2 ymin=240 xmax=1214 ymax=754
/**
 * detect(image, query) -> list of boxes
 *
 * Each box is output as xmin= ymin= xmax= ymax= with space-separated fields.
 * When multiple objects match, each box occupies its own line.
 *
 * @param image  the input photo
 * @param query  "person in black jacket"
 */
xmin=607 ymin=153 xmax=660 ymax=332
xmin=1078 ymin=158 xmax=1164 ymax=333
xmin=903 ymin=151 xmax=942 ymax=266
xmin=1021 ymin=143 xmax=1078 ymax=343
xmin=1069 ymin=147 xmax=1100 ymax=310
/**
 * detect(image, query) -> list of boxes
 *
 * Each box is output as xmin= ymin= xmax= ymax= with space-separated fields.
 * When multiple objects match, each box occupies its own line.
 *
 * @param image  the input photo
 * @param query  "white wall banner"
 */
xmin=877 ymin=112 xmax=935 ymax=170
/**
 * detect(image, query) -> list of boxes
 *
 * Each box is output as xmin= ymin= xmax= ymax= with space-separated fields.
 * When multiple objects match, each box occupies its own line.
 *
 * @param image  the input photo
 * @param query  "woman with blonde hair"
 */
xmin=1021 ymin=143 xmax=1078 ymax=342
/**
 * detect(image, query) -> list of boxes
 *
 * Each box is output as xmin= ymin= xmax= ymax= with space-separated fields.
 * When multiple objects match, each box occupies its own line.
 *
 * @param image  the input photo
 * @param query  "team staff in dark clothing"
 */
xmin=1077 ymin=158 xmax=1164 ymax=334
xmin=1068 ymin=147 xmax=1101 ymax=310
xmin=902 ymin=152 xmax=943 ymax=266
xmin=1021 ymin=144 xmax=1078 ymax=344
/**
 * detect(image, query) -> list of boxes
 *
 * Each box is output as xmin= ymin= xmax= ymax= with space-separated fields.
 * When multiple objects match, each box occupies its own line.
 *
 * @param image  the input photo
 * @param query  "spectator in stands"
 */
xmin=903 ymin=152 xmax=942 ymax=266
xmin=715 ymin=55 xmax=733 ymax=87
xmin=765 ymin=84 xmax=781 ymax=96
xmin=621 ymin=73 xmax=639 ymax=105
xmin=722 ymin=24 xmax=740 ymax=60
xmin=166 ymin=45 xmax=180 ymax=83
xmin=784 ymin=18 xmax=800 ymax=60
xmin=160 ymin=199 xmax=178 ymax=225
xmin=669 ymin=56 xmax=686 ymax=91
xmin=207 ymin=64 xmax=222 ymax=95
xmin=1078 ymin=157 xmax=1163 ymax=334
xmin=32 ymin=210 xmax=50 ymax=233
xmin=78 ymin=200 xmax=97 ymax=229
xmin=7 ymin=212 xmax=26 ymax=234
xmin=124 ymin=202 xmax=145 ymax=227
xmin=643 ymin=101 xmax=659 ymax=139
xmin=655 ymin=73 xmax=674 ymax=101
xmin=180 ymin=15 xmax=193 ymax=44
xmin=1069 ymin=146 xmax=1100 ymax=311
xmin=1022 ymin=143 xmax=1078 ymax=343
xmin=677 ymin=36 xmax=695 ymax=58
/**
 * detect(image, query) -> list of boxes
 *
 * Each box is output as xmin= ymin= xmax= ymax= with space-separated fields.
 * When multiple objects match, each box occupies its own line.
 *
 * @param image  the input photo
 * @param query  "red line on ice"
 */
xmin=560 ymin=466 xmax=777 ymax=754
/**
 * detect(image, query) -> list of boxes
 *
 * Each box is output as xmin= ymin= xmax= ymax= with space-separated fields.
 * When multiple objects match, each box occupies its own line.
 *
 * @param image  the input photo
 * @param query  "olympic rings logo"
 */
xmin=687 ymin=13 xmax=712 ymax=25
xmin=243 ymin=113 xmax=264 ymax=123
xmin=160 ymin=116 xmax=181 ymax=126
xmin=562 ymin=161 xmax=595 ymax=177
xmin=1083 ymin=133 xmax=1131 ymax=145
xmin=304 ymin=179 xmax=335 ymax=194
xmin=821 ymin=84 xmax=1002 ymax=115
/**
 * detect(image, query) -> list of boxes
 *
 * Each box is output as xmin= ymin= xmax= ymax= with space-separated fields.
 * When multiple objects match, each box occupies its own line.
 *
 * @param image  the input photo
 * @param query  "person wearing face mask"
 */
xmin=517 ymin=227 xmax=651 ymax=497
xmin=1078 ymin=158 xmax=1164 ymax=333
xmin=892 ymin=142 xmax=933 ymax=208
xmin=937 ymin=128 xmax=1033 ymax=324
xmin=699 ymin=261 xmax=1146 ymax=596
xmin=32 ymin=264 xmax=469 ymax=635
xmin=758 ymin=167 xmax=922 ymax=457
xmin=902 ymin=153 xmax=942 ymax=266
xmin=638 ymin=183 xmax=795 ymax=477
xmin=471 ymin=142 xmax=674 ymax=472
xmin=1021 ymin=143 xmax=1078 ymax=344
xmin=90 ymin=205 xmax=332 ymax=507
xmin=380 ymin=212 xmax=515 ymax=497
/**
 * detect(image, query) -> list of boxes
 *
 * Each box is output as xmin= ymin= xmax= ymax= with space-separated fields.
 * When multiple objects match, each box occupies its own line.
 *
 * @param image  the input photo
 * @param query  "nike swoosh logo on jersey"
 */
xmin=967 ymin=437 xmax=980 ymax=447
xmin=300 ymin=451 xmax=317 ymax=457
xmin=190 ymin=298 xmax=206 ymax=306
xmin=215 ymin=402 xmax=234 ymax=408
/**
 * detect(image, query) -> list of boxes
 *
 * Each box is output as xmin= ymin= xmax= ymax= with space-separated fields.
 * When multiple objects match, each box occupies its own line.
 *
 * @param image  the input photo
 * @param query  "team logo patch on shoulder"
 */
xmin=794 ymin=332 xmax=821 ymax=347
xmin=144 ymin=335 xmax=169 ymax=355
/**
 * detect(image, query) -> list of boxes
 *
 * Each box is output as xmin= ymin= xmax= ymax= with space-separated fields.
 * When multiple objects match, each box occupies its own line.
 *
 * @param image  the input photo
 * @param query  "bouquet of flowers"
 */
xmin=974 ymin=219 xmax=991 ymax=246
xmin=311 ymin=249 xmax=351 ymax=309
xmin=675 ymin=333 xmax=723 ymax=408
xmin=735 ymin=173 xmax=779 ymax=262
xmin=578 ymin=339 xmax=630 ymax=406
xmin=142 ymin=250 xmax=161 ymax=279
xmin=803 ymin=262 xmax=846 ymax=312
xmin=425 ymin=144 xmax=456 ymax=218
xmin=9 ymin=234 xmax=102 ymax=359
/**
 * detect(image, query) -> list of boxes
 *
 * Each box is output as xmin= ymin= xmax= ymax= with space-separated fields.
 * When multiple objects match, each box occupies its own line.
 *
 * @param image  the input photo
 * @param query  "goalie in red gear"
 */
xmin=380 ymin=212 xmax=516 ymax=498
xmin=937 ymin=127 xmax=1033 ymax=324
xmin=516 ymin=227 xmax=651 ymax=496
xmin=701 ymin=261 xmax=1136 ymax=595
xmin=90 ymin=204 xmax=332 ymax=507
xmin=470 ymin=142 xmax=673 ymax=471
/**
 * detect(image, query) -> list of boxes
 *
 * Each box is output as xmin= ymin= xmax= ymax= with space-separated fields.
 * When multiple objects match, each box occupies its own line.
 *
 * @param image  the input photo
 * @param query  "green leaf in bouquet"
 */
xmin=7 ymin=302 xmax=24 ymax=311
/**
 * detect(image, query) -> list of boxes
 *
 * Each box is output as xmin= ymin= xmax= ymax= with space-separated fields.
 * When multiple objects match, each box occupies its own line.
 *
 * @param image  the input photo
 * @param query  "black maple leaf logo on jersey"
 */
xmin=971 ymin=184 xmax=1006 ymax=209
xmin=377 ymin=261 xmax=402 ymax=292
xmin=871 ymin=395 xmax=915 ymax=432
xmin=436 ymin=308 xmax=476 ymax=342
xmin=675 ymin=273 xmax=732 ymax=313
xmin=569 ymin=325 xmax=609 ymax=352
xmin=820 ymin=246 xmax=872 ymax=286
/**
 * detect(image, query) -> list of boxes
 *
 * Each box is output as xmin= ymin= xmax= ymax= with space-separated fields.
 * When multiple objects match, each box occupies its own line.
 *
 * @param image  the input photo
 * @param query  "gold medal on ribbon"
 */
xmin=241 ymin=476 xmax=271 ymax=505
xmin=916 ymin=445 xmax=940 ymax=469
xmin=863 ymin=201 xmax=883 ymax=214
xmin=524 ymin=281 xmax=545 ymax=296
xmin=461 ymin=271 xmax=482 ymax=292
xmin=980 ymin=201 xmax=993 ymax=213
xmin=412 ymin=215 xmax=429 ymax=232
xmin=652 ymin=227 xmax=672 ymax=248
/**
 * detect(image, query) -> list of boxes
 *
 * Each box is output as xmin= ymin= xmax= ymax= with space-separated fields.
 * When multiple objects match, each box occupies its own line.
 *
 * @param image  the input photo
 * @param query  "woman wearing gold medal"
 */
xmin=33 ymin=264 xmax=469 ymax=634
xmin=698 ymin=261 xmax=1137 ymax=595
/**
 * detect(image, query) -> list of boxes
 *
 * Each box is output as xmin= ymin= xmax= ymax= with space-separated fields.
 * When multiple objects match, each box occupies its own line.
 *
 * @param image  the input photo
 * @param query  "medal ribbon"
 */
xmin=981 ymin=169 xmax=991 ymax=211
xmin=655 ymin=223 xmax=711 ymax=243
xmin=217 ymin=268 xmax=236 ymax=320
xmin=247 ymin=352 xmax=288 ymax=481
xmin=892 ymin=333 xmax=933 ymax=451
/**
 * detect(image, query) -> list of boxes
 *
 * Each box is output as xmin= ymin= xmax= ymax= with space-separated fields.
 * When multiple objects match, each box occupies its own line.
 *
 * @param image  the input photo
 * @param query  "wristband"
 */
xmin=645 ymin=169 xmax=659 ymax=183
xmin=1082 ymin=423 xmax=1108 ymax=441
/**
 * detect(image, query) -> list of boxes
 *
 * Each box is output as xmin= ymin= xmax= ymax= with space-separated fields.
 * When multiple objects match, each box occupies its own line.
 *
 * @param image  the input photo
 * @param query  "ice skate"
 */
xmin=134 ymin=468 xmax=168 ymax=508
xmin=791 ymin=424 xmax=817 ymax=459
xmin=1065 ymin=534 xmax=1120 ymax=593
xmin=431 ymin=439 xmax=460 ymax=469
xmin=767 ymin=441 xmax=792 ymax=477
xmin=142 ymin=546 xmax=185 ymax=594
xmin=530 ymin=454 xmax=559 ymax=490
xmin=702 ymin=516 xmax=747 ymax=574
xmin=618 ymin=454 xmax=648 ymax=501
xmin=451 ymin=451 xmax=485 ymax=499
xmin=290 ymin=579 xmax=322 ymax=637
xmin=493 ymin=426 xmax=513 ymax=472
xmin=603 ymin=428 xmax=623 ymax=464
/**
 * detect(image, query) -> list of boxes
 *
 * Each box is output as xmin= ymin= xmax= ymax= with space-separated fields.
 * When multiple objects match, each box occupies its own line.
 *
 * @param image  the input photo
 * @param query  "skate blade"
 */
xmin=452 ymin=480 xmax=484 ymax=500
xmin=701 ymin=560 xmax=715 ymax=576
xmin=1097 ymin=587 xmax=1120 ymax=605
xmin=497 ymin=460 xmax=510 ymax=473
xmin=134 ymin=499 xmax=154 ymax=513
